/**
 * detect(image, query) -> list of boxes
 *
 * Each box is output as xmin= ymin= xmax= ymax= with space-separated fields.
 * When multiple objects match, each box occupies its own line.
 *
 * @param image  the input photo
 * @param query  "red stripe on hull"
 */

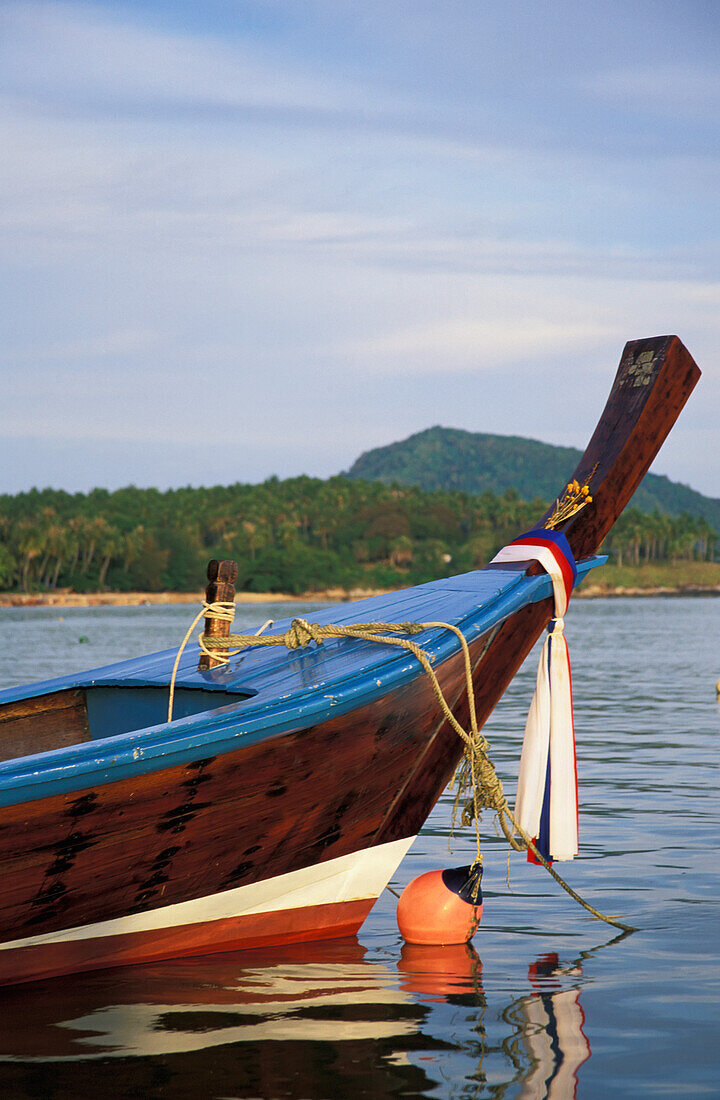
xmin=0 ymin=897 xmax=375 ymax=987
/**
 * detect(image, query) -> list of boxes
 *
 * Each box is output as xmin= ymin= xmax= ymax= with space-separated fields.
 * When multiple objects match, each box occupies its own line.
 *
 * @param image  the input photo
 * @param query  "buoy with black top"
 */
xmin=396 ymin=863 xmax=483 ymax=945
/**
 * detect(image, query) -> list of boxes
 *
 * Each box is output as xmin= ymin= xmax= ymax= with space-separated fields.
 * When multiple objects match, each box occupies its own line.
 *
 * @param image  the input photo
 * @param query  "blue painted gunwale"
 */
xmin=0 ymin=558 xmax=603 ymax=808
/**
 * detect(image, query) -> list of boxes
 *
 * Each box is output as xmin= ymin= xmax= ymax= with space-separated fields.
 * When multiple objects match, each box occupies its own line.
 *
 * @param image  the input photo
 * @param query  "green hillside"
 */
xmin=346 ymin=426 xmax=720 ymax=529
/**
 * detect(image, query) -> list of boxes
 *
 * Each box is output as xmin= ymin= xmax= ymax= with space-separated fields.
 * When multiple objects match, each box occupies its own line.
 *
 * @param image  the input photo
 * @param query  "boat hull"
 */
xmin=0 ymin=638 xmax=481 ymax=985
xmin=0 ymin=837 xmax=414 ymax=985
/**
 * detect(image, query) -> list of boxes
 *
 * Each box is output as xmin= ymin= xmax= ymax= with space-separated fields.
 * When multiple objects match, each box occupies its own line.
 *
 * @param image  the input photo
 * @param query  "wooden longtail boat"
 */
xmin=0 ymin=336 xmax=700 ymax=985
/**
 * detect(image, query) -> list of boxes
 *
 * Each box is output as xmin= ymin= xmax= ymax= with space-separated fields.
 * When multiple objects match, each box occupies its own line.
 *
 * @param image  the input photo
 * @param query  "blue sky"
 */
xmin=2 ymin=0 xmax=718 ymax=496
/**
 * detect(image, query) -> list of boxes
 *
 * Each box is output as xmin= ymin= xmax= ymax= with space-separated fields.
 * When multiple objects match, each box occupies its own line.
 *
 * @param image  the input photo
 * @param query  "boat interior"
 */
xmin=0 ymin=686 xmax=249 ymax=764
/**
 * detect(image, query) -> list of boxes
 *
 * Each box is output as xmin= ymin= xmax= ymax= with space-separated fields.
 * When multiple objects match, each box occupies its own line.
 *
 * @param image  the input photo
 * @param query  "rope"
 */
xmin=166 ymin=602 xmax=266 ymax=722
xmin=170 ymin=604 xmax=634 ymax=931
xmin=167 ymin=601 xmax=232 ymax=723
xmin=201 ymin=616 xmax=428 ymax=654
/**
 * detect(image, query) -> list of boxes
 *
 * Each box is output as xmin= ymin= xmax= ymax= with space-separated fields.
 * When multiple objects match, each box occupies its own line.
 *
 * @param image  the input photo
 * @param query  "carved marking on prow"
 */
xmin=619 ymin=348 xmax=656 ymax=387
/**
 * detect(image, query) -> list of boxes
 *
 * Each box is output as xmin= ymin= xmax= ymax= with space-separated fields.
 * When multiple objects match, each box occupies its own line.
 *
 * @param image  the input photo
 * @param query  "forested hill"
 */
xmin=346 ymin=426 xmax=720 ymax=529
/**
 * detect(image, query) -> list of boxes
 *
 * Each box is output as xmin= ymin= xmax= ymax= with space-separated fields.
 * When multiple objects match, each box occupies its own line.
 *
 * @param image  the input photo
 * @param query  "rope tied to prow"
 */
xmin=168 ymin=601 xmax=235 ymax=723
xmin=166 ymin=603 xmax=634 ymax=932
xmin=202 ymin=616 xmax=428 ymax=657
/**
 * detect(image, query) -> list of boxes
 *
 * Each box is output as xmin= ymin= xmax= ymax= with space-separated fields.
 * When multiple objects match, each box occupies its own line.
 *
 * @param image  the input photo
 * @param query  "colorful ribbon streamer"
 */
xmin=491 ymin=529 xmax=579 ymax=864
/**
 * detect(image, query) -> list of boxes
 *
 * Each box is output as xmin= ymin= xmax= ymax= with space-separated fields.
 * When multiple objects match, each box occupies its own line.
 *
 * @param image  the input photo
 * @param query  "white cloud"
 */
xmin=3 ymin=87 xmax=714 ymax=291
xmin=338 ymin=317 xmax=612 ymax=373
xmin=0 ymin=0 xmax=417 ymax=127
xmin=10 ymin=329 xmax=165 ymax=363
xmin=584 ymin=63 xmax=720 ymax=118
xmin=0 ymin=1 xmax=352 ymax=116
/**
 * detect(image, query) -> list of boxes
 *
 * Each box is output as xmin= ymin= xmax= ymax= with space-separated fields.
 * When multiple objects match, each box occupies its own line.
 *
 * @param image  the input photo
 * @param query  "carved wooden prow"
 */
xmin=382 ymin=336 xmax=702 ymax=832
xmin=477 ymin=333 xmax=700 ymax=712
xmin=198 ymin=559 xmax=238 ymax=671
xmin=546 ymin=335 xmax=701 ymax=560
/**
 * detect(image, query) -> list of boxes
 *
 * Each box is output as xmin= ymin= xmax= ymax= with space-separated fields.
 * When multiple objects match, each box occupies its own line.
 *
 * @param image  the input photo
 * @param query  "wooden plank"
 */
xmin=0 ymin=690 xmax=89 ymax=763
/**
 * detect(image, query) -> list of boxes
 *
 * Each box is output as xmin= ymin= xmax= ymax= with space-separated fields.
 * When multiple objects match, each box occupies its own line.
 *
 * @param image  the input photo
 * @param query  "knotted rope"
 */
xmin=167 ymin=601 xmax=236 ymax=724
xmin=168 ymin=602 xmax=633 ymax=931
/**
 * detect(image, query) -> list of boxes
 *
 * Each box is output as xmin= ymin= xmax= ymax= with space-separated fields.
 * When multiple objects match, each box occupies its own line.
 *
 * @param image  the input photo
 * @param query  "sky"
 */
xmin=1 ymin=0 xmax=718 ymax=497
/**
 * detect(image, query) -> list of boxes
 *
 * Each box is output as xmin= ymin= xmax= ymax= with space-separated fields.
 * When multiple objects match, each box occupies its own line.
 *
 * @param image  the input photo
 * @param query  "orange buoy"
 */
xmin=396 ymin=864 xmax=483 ymax=946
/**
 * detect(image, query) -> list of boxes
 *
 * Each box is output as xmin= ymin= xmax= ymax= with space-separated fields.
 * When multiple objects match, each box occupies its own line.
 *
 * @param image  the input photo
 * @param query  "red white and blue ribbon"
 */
xmin=491 ymin=529 xmax=579 ymax=864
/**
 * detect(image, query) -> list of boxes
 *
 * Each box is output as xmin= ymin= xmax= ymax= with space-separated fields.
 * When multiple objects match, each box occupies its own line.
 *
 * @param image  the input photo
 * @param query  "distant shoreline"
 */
xmin=0 ymin=587 xmax=386 ymax=609
xmin=2 ymin=581 xmax=720 ymax=609
xmin=576 ymin=583 xmax=720 ymax=598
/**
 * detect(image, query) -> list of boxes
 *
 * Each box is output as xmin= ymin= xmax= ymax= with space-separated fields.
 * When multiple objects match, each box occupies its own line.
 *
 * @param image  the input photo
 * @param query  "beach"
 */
xmin=3 ymin=576 xmax=720 ymax=609
xmin=0 ymin=587 xmax=387 ymax=609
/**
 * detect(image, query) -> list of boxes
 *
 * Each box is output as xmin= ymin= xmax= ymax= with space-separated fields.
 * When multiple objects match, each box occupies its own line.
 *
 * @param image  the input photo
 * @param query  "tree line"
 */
xmin=0 ymin=478 xmax=715 ymax=594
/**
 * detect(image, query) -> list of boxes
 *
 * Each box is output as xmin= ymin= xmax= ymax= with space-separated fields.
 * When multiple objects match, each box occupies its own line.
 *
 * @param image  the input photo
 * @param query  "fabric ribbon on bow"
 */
xmin=491 ymin=529 xmax=579 ymax=864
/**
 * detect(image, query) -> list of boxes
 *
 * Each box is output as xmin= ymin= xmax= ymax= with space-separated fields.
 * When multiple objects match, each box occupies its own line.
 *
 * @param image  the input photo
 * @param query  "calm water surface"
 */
xmin=0 ymin=597 xmax=718 ymax=1098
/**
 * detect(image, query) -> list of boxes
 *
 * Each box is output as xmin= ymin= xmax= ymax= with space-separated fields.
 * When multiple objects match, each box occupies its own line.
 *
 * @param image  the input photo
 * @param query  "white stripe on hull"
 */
xmin=0 ymin=835 xmax=416 ymax=952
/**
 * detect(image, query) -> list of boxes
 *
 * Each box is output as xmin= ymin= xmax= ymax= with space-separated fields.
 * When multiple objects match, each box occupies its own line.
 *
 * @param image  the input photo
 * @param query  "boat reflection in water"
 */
xmin=508 ymin=953 xmax=591 ymax=1100
xmin=0 ymin=938 xmax=591 ymax=1098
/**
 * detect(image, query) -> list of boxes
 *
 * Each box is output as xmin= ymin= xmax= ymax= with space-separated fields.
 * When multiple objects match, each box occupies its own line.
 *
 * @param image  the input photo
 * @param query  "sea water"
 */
xmin=0 ymin=596 xmax=717 ymax=1098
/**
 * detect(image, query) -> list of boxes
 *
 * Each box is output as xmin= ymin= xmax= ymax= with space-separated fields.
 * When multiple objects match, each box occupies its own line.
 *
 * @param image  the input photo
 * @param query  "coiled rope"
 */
xmin=169 ymin=602 xmax=634 ymax=932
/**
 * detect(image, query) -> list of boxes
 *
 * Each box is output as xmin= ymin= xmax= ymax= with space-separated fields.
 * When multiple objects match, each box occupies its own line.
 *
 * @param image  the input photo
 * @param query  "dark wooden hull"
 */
xmin=0 ymin=637 xmax=484 ymax=984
